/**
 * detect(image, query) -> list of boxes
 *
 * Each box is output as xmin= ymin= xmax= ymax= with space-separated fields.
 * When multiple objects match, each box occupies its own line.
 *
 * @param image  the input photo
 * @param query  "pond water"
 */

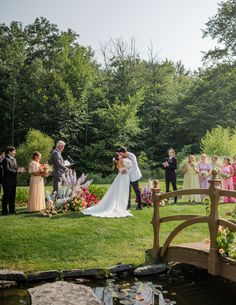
xmin=1 ymin=265 xmax=236 ymax=305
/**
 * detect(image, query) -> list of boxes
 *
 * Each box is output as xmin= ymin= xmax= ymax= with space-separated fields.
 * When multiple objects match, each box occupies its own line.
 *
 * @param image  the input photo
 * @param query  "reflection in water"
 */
xmin=0 ymin=288 xmax=30 ymax=305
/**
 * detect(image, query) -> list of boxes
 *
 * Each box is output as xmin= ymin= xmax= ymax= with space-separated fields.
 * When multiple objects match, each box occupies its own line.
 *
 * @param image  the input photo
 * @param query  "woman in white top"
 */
xmin=82 ymin=153 xmax=133 ymax=218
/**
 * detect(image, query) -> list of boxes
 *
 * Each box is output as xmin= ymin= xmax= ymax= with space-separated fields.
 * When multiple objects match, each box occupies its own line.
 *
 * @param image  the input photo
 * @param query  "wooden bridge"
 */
xmin=150 ymin=170 xmax=236 ymax=282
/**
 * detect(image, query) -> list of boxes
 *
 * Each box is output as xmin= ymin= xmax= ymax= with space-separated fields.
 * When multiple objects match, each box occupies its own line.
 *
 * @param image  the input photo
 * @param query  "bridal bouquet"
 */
xmin=221 ymin=173 xmax=229 ymax=180
xmin=39 ymin=163 xmax=51 ymax=176
xmin=201 ymin=171 xmax=208 ymax=178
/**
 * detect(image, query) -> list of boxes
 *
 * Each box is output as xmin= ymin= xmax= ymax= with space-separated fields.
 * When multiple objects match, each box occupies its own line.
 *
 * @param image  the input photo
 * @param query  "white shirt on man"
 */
xmin=127 ymin=152 xmax=142 ymax=182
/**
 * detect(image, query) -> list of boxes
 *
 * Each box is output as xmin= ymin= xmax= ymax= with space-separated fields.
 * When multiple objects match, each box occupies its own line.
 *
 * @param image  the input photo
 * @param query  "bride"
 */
xmin=81 ymin=153 xmax=133 ymax=218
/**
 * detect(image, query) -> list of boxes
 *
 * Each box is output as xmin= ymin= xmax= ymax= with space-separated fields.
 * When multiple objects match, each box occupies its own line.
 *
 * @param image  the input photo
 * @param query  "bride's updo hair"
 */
xmin=112 ymin=152 xmax=120 ymax=171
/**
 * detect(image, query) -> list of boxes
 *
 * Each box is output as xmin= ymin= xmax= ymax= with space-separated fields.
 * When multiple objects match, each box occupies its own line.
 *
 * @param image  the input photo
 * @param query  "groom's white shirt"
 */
xmin=127 ymin=152 xmax=142 ymax=182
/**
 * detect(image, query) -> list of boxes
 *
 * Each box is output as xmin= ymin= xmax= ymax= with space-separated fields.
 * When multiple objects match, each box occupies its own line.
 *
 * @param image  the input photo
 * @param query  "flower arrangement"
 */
xmin=141 ymin=179 xmax=152 ymax=206
xmin=41 ymin=170 xmax=99 ymax=217
xmin=216 ymin=225 xmax=236 ymax=259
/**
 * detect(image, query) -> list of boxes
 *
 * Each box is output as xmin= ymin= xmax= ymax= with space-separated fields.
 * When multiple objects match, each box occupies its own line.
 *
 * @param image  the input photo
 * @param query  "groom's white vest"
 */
xmin=127 ymin=152 xmax=142 ymax=182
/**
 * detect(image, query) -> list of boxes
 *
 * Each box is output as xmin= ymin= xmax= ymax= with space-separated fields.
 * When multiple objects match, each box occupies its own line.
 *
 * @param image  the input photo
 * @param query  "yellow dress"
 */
xmin=182 ymin=164 xmax=201 ymax=202
xmin=28 ymin=161 xmax=45 ymax=212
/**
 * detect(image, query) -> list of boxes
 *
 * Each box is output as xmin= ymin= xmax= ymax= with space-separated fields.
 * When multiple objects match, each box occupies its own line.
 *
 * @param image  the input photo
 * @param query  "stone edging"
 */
xmin=0 ymin=263 xmax=167 ymax=285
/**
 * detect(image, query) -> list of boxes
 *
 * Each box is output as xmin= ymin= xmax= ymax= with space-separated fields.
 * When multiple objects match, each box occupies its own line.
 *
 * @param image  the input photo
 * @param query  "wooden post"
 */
xmin=208 ymin=169 xmax=221 ymax=276
xmin=151 ymin=180 xmax=161 ymax=260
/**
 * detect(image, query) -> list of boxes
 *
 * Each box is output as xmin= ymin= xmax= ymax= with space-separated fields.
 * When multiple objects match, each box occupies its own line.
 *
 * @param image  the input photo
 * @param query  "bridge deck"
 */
xmin=161 ymin=243 xmax=236 ymax=282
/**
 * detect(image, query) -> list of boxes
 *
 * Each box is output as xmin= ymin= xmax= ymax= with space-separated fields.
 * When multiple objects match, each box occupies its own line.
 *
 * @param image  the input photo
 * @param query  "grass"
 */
xmin=0 ymin=179 xmax=234 ymax=273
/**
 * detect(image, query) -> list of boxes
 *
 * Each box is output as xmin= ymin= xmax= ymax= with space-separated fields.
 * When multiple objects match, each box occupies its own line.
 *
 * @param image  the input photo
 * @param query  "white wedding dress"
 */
xmin=82 ymin=158 xmax=133 ymax=218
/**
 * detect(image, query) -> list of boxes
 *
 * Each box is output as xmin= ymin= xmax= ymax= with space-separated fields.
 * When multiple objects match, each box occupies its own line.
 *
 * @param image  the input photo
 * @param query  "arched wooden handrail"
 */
xmin=220 ymin=190 xmax=236 ymax=197
xmin=154 ymin=188 xmax=210 ymax=202
xmin=160 ymin=216 xmax=209 ymax=258
xmin=218 ymin=219 xmax=236 ymax=232
xmin=160 ymin=215 xmax=201 ymax=223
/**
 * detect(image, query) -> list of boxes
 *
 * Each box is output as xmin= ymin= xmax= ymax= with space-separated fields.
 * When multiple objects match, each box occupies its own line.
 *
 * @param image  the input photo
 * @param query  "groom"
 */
xmin=118 ymin=147 xmax=142 ymax=210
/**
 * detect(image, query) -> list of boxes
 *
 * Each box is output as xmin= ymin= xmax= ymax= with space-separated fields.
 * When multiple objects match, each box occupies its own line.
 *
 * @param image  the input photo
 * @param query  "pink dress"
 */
xmin=232 ymin=162 xmax=236 ymax=186
xmin=221 ymin=165 xmax=235 ymax=203
xmin=198 ymin=162 xmax=211 ymax=201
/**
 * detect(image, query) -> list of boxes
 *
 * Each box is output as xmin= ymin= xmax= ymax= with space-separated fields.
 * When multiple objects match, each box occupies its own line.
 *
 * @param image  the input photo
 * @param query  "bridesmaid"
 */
xmin=182 ymin=155 xmax=201 ymax=204
xmin=231 ymin=155 xmax=236 ymax=190
xmin=28 ymin=151 xmax=46 ymax=212
xmin=198 ymin=154 xmax=211 ymax=203
xmin=221 ymin=157 xmax=235 ymax=203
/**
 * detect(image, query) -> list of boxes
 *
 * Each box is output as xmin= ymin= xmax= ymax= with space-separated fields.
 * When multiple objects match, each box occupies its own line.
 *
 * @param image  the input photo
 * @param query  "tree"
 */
xmin=203 ymin=0 xmax=236 ymax=63
xmin=201 ymin=126 xmax=236 ymax=157
xmin=17 ymin=129 xmax=54 ymax=168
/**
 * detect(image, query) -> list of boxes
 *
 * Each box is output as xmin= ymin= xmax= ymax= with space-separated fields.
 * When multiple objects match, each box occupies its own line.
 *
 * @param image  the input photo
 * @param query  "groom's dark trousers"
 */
xmin=128 ymin=180 xmax=142 ymax=209
xmin=1 ymin=156 xmax=17 ymax=215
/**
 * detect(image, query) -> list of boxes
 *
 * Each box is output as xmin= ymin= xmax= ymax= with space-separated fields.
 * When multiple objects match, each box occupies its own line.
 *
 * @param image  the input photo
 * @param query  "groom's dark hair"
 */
xmin=118 ymin=147 xmax=128 ymax=153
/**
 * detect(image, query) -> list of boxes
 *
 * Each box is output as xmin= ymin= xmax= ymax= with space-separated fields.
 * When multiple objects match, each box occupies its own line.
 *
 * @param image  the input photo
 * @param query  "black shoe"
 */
xmin=9 ymin=211 xmax=16 ymax=214
xmin=2 ymin=212 xmax=8 ymax=216
xmin=135 ymin=207 xmax=143 ymax=210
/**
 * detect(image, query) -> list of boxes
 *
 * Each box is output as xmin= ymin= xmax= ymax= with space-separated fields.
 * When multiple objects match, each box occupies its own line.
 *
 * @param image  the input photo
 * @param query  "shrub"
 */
xmin=201 ymin=126 xmax=236 ymax=157
xmin=16 ymin=188 xmax=29 ymax=207
xmin=17 ymin=129 xmax=54 ymax=168
xmin=88 ymin=172 xmax=116 ymax=184
xmin=89 ymin=185 xmax=108 ymax=200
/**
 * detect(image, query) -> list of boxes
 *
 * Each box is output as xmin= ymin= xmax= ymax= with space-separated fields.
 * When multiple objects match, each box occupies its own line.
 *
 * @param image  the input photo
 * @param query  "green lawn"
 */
xmin=0 ymin=182 xmax=234 ymax=273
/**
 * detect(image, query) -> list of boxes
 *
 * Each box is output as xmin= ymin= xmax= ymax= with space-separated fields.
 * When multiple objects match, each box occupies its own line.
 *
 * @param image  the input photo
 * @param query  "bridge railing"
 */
xmin=151 ymin=170 xmax=236 ymax=276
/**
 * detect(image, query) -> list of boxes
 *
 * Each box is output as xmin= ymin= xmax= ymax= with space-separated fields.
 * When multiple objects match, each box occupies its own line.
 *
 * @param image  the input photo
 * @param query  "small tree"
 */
xmin=17 ymin=129 xmax=54 ymax=168
xmin=200 ymin=126 xmax=236 ymax=157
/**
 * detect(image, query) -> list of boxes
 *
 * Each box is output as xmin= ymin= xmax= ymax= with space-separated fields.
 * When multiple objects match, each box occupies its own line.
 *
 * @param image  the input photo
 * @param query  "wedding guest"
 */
xmin=182 ymin=155 xmax=201 ymax=203
xmin=211 ymin=155 xmax=221 ymax=171
xmin=1 ymin=146 xmax=23 ymax=215
xmin=0 ymin=152 xmax=5 ymax=193
xmin=28 ymin=151 xmax=46 ymax=212
xmin=231 ymin=155 xmax=236 ymax=190
xmin=162 ymin=148 xmax=177 ymax=203
xmin=51 ymin=140 xmax=67 ymax=196
xmin=198 ymin=154 xmax=211 ymax=202
xmin=221 ymin=157 xmax=235 ymax=203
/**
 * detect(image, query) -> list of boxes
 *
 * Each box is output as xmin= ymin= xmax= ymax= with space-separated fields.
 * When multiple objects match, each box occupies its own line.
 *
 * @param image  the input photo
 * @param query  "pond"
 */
xmin=1 ymin=265 xmax=236 ymax=305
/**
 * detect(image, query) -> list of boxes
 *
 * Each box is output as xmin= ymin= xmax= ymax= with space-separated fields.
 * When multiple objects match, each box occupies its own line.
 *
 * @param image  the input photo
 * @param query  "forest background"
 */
xmin=1 ymin=0 xmax=236 ymax=181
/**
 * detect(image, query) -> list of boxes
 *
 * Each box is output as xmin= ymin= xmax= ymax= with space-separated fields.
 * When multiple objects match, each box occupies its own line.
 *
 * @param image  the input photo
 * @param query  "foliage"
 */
xmin=89 ymin=184 xmax=108 ymax=200
xmin=201 ymin=126 xmax=236 ymax=157
xmin=17 ymin=129 xmax=54 ymax=168
xmin=203 ymin=0 xmax=236 ymax=63
xmin=2 ymin=9 xmax=236 ymax=177
xmin=15 ymin=188 xmax=29 ymax=207
xmin=216 ymin=226 xmax=236 ymax=258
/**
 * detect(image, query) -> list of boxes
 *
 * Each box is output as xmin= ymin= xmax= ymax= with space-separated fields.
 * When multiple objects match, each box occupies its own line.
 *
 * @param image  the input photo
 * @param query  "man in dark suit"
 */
xmin=162 ymin=148 xmax=178 ymax=203
xmin=1 ymin=146 xmax=21 ymax=215
xmin=51 ymin=140 xmax=67 ymax=195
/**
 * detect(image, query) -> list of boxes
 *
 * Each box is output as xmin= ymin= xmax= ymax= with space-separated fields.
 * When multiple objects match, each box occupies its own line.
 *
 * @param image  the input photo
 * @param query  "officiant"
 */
xmin=162 ymin=148 xmax=178 ymax=203
xmin=51 ymin=140 xmax=67 ymax=195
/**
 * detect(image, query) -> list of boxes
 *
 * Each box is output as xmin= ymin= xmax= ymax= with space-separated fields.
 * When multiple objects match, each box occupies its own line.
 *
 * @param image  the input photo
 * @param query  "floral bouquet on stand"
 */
xmin=141 ymin=179 xmax=152 ymax=206
xmin=41 ymin=170 xmax=99 ymax=217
